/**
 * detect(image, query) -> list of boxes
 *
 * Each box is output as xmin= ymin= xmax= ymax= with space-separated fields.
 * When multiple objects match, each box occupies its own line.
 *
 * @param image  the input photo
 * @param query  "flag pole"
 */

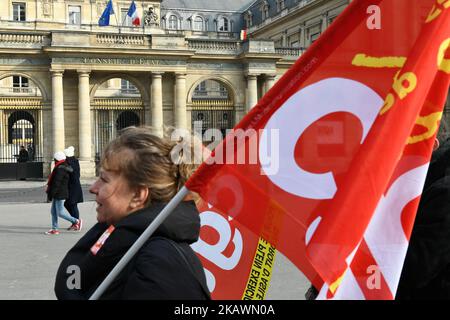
xmin=142 ymin=2 xmax=145 ymax=35
xmin=89 ymin=186 xmax=190 ymax=300
xmin=121 ymin=13 xmax=127 ymax=29
xmin=113 ymin=2 xmax=121 ymax=33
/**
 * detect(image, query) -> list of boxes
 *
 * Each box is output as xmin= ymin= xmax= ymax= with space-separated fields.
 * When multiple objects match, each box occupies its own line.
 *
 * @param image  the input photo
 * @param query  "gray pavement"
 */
xmin=0 ymin=180 xmax=309 ymax=300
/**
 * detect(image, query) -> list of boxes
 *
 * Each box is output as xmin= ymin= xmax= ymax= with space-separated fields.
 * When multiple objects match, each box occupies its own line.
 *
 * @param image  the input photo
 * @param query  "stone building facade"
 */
xmin=0 ymin=0 xmax=367 ymax=178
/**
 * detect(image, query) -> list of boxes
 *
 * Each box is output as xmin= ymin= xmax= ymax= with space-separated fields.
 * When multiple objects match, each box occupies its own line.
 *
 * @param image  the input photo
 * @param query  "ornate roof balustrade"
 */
xmin=0 ymin=26 xmax=301 ymax=62
xmin=0 ymin=31 xmax=50 ymax=49
xmin=188 ymin=39 xmax=241 ymax=54
xmin=95 ymin=34 xmax=147 ymax=46
xmin=275 ymin=47 xmax=305 ymax=60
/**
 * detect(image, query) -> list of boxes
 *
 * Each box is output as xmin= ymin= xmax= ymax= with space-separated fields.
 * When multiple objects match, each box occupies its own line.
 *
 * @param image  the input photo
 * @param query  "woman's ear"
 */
xmin=130 ymin=186 xmax=149 ymax=209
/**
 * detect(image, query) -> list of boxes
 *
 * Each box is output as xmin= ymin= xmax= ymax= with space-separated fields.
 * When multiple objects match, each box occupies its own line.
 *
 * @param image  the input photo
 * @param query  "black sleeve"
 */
xmin=121 ymin=239 xmax=207 ymax=300
xmin=74 ymin=160 xmax=81 ymax=179
xmin=399 ymin=179 xmax=450 ymax=290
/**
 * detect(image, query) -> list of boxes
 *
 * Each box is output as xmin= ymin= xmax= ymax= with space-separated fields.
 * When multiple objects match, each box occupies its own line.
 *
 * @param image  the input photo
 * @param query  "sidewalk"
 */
xmin=0 ymin=201 xmax=309 ymax=300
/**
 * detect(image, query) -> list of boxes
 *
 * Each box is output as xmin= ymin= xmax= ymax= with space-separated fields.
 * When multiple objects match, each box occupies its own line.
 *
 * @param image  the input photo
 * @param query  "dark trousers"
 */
xmin=64 ymin=201 xmax=80 ymax=220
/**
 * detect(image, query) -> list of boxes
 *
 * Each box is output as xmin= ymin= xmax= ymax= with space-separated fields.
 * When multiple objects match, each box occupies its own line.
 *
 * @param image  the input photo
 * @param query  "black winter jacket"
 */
xmin=396 ymin=175 xmax=450 ymax=299
xmin=47 ymin=163 xmax=73 ymax=201
xmin=54 ymin=201 xmax=210 ymax=300
xmin=65 ymin=157 xmax=83 ymax=204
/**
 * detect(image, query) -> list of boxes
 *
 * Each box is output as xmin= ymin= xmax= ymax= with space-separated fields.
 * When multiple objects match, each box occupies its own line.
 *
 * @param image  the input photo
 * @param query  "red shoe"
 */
xmin=67 ymin=224 xmax=77 ymax=231
xmin=73 ymin=219 xmax=83 ymax=231
xmin=45 ymin=229 xmax=60 ymax=235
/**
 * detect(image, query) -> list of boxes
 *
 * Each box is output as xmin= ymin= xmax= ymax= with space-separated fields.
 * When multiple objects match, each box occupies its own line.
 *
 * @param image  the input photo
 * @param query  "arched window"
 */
xmin=8 ymin=111 xmax=35 ymax=145
xmin=276 ymin=0 xmax=285 ymax=12
xmin=191 ymin=79 xmax=234 ymax=137
xmin=168 ymin=15 xmax=178 ymax=29
xmin=218 ymin=17 xmax=229 ymax=32
xmin=116 ymin=111 xmax=140 ymax=131
xmin=261 ymin=1 xmax=269 ymax=20
xmin=193 ymin=16 xmax=203 ymax=31
xmin=244 ymin=11 xmax=253 ymax=28
xmin=12 ymin=76 xmax=29 ymax=93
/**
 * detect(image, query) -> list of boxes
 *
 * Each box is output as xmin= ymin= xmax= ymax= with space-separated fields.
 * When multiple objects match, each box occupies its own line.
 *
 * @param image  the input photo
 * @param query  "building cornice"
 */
xmin=42 ymin=46 xmax=195 ymax=58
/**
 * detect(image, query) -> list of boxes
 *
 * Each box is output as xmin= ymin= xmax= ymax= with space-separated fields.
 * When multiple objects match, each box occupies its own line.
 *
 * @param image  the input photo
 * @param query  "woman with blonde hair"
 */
xmin=54 ymin=126 xmax=210 ymax=299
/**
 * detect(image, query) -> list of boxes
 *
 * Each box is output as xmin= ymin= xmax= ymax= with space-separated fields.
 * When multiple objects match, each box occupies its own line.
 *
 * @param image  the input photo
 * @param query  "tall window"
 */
xmin=194 ymin=81 xmax=207 ymax=96
xmin=219 ymin=84 xmax=227 ymax=98
xmin=329 ymin=16 xmax=337 ymax=26
xmin=276 ymin=0 xmax=285 ymax=12
xmin=310 ymin=32 xmax=320 ymax=44
xmin=193 ymin=16 xmax=203 ymax=31
xmin=261 ymin=2 xmax=269 ymax=20
xmin=168 ymin=15 xmax=178 ymax=29
xmin=68 ymin=6 xmax=81 ymax=25
xmin=244 ymin=11 xmax=253 ymax=28
xmin=218 ymin=17 xmax=229 ymax=32
xmin=121 ymin=9 xmax=132 ymax=26
xmin=120 ymin=79 xmax=137 ymax=94
xmin=13 ymin=2 xmax=26 ymax=22
xmin=12 ymin=76 xmax=29 ymax=93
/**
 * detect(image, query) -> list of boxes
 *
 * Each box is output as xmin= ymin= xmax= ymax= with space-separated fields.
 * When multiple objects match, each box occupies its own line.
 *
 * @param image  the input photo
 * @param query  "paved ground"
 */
xmin=0 ymin=180 xmax=310 ymax=300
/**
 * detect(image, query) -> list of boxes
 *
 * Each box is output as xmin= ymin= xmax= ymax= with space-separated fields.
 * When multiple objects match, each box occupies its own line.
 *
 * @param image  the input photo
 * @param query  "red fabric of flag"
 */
xmin=186 ymin=0 xmax=450 ymax=299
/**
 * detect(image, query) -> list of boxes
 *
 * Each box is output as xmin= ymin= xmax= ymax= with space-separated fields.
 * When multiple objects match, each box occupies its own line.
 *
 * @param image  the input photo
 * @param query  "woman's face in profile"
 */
xmin=89 ymin=167 xmax=135 ymax=225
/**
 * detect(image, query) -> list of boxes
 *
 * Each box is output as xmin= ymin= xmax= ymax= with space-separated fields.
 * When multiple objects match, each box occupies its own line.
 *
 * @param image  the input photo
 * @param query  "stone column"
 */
xmin=246 ymin=74 xmax=258 ymax=112
xmin=77 ymin=70 xmax=96 ymax=177
xmin=51 ymin=70 xmax=65 ymax=154
xmin=174 ymin=73 xmax=187 ymax=129
xmin=300 ymin=25 xmax=306 ymax=49
xmin=321 ymin=12 xmax=329 ymax=33
xmin=0 ymin=110 xmax=3 ymax=146
xmin=282 ymin=31 xmax=287 ymax=47
xmin=264 ymin=75 xmax=276 ymax=94
xmin=151 ymin=72 xmax=164 ymax=137
xmin=78 ymin=71 xmax=91 ymax=161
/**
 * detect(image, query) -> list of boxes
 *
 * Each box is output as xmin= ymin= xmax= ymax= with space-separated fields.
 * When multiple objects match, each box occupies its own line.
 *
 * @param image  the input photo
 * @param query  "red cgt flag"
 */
xmin=192 ymin=200 xmax=277 ymax=300
xmin=186 ymin=0 xmax=450 ymax=299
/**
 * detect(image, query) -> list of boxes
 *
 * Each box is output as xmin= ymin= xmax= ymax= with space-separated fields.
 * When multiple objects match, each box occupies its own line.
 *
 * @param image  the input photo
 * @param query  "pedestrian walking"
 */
xmin=27 ymin=144 xmax=34 ymax=161
xmin=17 ymin=146 xmax=29 ymax=162
xmin=63 ymin=146 xmax=84 ymax=230
xmin=54 ymin=126 xmax=210 ymax=299
xmin=45 ymin=151 xmax=82 ymax=235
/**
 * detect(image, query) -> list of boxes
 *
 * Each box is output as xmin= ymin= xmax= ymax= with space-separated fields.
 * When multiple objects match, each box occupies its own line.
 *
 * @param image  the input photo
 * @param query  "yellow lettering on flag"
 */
xmin=379 ymin=69 xmax=418 ymax=116
xmin=392 ymin=71 xmax=418 ymax=100
xmin=352 ymin=54 xmax=406 ymax=68
xmin=329 ymin=270 xmax=347 ymax=294
xmin=380 ymin=93 xmax=395 ymax=115
xmin=438 ymin=38 xmax=450 ymax=74
xmin=426 ymin=0 xmax=450 ymax=23
xmin=242 ymin=238 xmax=276 ymax=300
xmin=408 ymin=112 xmax=443 ymax=144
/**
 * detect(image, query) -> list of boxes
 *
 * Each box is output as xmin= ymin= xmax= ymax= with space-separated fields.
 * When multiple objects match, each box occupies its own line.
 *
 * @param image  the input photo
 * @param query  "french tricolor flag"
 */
xmin=127 ymin=1 xmax=140 ymax=26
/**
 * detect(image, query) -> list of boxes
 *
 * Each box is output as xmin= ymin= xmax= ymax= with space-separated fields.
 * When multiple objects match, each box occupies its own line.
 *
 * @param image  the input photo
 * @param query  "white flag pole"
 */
xmin=89 ymin=186 xmax=190 ymax=300
xmin=112 ymin=2 xmax=121 ymax=33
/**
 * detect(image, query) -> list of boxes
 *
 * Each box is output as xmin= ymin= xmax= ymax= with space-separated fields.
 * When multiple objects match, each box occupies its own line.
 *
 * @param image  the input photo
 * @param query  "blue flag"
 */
xmin=98 ymin=0 xmax=114 ymax=26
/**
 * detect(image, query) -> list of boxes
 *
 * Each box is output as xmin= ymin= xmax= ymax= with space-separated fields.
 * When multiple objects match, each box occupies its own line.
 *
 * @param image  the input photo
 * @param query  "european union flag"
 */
xmin=98 ymin=0 xmax=114 ymax=26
